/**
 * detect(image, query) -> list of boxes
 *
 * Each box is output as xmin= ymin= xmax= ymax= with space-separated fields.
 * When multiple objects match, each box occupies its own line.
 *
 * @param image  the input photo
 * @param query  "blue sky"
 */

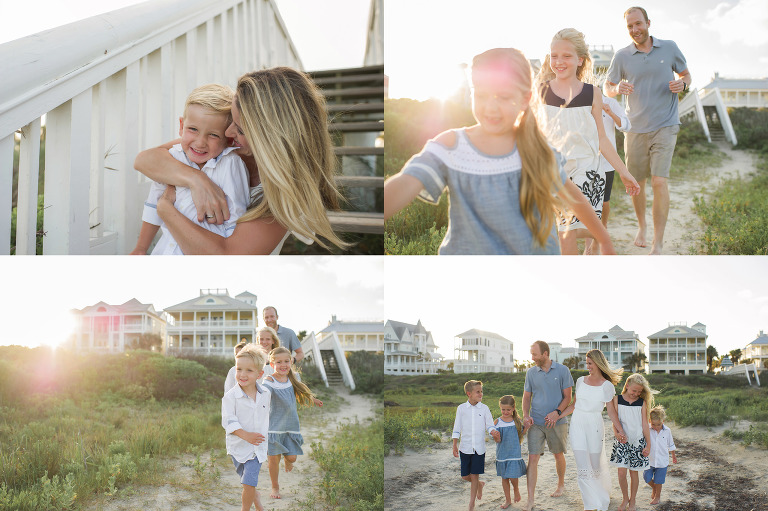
xmin=385 ymin=0 xmax=768 ymax=100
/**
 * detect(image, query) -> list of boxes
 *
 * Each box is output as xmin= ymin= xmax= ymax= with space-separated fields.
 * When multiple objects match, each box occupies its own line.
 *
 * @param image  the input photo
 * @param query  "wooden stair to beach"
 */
xmin=320 ymin=350 xmax=345 ymax=386
xmin=309 ymin=64 xmax=384 ymax=235
xmin=703 ymin=106 xmax=727 ymax=142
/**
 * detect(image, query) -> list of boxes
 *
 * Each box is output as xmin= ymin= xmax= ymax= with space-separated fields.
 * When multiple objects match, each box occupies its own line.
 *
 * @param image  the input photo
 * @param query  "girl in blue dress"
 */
xmin=494 ymin=395 xmax=529 ymax=509
xmin=262 ymin=347 xmax=323 ymax=500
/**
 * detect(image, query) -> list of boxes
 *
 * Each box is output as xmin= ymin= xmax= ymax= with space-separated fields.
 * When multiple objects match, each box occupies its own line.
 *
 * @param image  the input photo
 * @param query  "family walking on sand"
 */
xmin=451 ymin=340 xmax=679 ymax=511
xmin=385 ymin=6 xmax=690 ymax=255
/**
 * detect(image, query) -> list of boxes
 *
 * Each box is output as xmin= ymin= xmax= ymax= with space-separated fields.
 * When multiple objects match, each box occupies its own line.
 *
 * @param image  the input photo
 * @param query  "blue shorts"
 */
xmin=459 ymin=451 xmax=485 ymax=477
xmin=232 ymin=456 xmax=261 ymax=487
xmin=644 ymin=466 xmax=667 ymax=485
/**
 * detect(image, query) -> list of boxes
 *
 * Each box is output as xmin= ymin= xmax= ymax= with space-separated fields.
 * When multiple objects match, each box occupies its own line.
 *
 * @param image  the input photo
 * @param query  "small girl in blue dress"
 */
xmin=262 ymin=347 xmax=323 ymax=500
xmin=384 ymin=47 xmax=616 ymax=255
xmin=494 ymin=395 xmax=529 ymax=509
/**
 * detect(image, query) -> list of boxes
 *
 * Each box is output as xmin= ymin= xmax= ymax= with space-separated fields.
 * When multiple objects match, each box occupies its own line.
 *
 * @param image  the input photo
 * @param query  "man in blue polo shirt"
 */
xmin=605 ymin=6 xmax=691 ymax=255
xmin=263 ymin=306 xmax=304 ymax=364
xmin=522 ymin=341 xmax=574 ymax=511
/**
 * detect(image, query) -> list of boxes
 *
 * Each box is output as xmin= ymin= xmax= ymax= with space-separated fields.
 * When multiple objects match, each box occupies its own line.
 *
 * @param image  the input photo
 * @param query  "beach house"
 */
xmin=575 ymin=325 xmax=646 ymax=371
xmin=316 ymin=315 xmax=384 ymax=352
xmin=164 ymin=289 xmax=258 ymax=357
xmin=744 ymin=330 xmax=768 ymax=370
xmin=453 ymin=329 xmax=514 ymax=374
xmin=384 ymin=319 xmax=443 ymax=375
xmin=647 ymin=323 xmax=707 ymax=375
xmin=71 ymin=298 xmax=166 ymax=352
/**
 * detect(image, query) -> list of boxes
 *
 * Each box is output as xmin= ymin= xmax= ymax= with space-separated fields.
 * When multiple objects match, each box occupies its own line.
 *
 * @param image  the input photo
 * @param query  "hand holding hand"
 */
xmin=242 ymin=431 xmax=265 ymax=445
xmin=523 ymin=416 xmax=534 ymax=429
xmin=642 ymin=445 xmax=650 ymax=457
xmin=544 ymin=411 xmax=559 ymax=428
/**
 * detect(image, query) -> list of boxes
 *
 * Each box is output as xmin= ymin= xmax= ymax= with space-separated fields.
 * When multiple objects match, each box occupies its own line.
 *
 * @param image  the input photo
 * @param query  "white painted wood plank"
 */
xmin=16 ymin=118 xmax=41 ymax=255
xmin=0 ymin=134 xmax=13 ymax=254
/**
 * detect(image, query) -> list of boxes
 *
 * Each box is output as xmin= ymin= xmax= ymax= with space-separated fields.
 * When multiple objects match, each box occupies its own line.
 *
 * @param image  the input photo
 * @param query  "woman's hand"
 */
xmin=188 ymin=171 xmax=230 ymax=224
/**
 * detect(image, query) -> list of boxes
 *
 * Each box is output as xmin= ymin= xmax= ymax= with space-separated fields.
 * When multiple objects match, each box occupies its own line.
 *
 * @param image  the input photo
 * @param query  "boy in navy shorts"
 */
xmin=452 ymin=380 xmax=500 ymax=511
xmin=645 ymin=405 xmax=677 ymax=505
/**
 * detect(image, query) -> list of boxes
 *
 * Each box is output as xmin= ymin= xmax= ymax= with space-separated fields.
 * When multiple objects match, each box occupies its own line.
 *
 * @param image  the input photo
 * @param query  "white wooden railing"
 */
xmin=0 ymin=0 xmax=300 ymax=254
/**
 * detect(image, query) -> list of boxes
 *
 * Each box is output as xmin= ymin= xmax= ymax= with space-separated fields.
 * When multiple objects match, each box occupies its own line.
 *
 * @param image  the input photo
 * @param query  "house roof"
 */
xmin=76 ymin=298 xmax=159 ymax=317
xmin=456 ymin=329 xmax=511 ymax=344
xmin=576 ymin=326 xmax=637 ymax=341
xmin=747 ymin=332 xmax=768 ymax=346
xmin=692 ymin=322 xmax=705 ymax=327
xmin=235 ymin=291 xmax=257 ymax=298
xmin=386 ymin=319 xmax=431 ymax=341
xmin=648 ymin=324 xmax=707 ymax=339
xmin=702 ymin=77 xmax=768 ymax=91
xmin=319 ymin=319 xmax=384 ymax=334
xmin=165 ymin=293 xmax=256 ymax=312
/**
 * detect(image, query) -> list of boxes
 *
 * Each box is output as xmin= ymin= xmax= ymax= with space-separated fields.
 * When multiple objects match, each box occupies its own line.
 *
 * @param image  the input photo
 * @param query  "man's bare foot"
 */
xmin=550 ymin=485 xmax=565 ymax=497
xmin=618 ymin=498 xmax=628 ymax=511
xmin=514 ymin=489 xmax=522 ymax=502
xmin=285 ymin=459 xmax=294 ymax=472
xmin=477 ymin=481 xmax=485 ymax=500
xmin=628 ymin=501 xmax=637 ymax=511
xmin=634 ymin=228 xmax=647 ymax=247
xmin=270 ymin=487 xmax=281 ymax=499
xmin=501 ymin=502 xmax=511 ymax=509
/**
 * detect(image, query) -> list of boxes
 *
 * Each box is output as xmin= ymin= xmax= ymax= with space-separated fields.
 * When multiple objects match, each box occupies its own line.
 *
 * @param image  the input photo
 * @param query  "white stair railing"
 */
xmin=0 ymin=0 xmax=300 ymax=254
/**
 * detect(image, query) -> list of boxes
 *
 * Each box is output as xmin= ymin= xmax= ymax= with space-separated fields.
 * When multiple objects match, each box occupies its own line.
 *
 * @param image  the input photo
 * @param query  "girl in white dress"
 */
xmin=609 ymin=374 xmax=654 ymax=511
xmin=536 ymin=28 xmax=640 ymax=254
xmin=560 ymin=349 xmax=626 ymax=511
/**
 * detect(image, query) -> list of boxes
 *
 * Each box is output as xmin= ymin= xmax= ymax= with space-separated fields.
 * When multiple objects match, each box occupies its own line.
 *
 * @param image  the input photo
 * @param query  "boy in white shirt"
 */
xmin=131 ymin=83 xmax=249 ymax=255
xmin=222 ymin=344 xmax=271 ymax=511
xmin=452 ymin=380 xmax=501 ymax=511
xmin=644 ymin=405 xmax=678 ymax=505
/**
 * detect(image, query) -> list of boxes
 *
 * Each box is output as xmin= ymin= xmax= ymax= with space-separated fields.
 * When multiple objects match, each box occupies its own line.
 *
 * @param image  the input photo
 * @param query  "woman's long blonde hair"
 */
xmin=536 ymin=28 xmax=597 ymax=87
xmin=586 ymin=349 xmax=623 ymax=385
xmin=622 ymin=373 xmax=657 ymax=420
xmin=499 ymin=395 xmax=524 ymax=443
xmin=234 ymin=67 xmax=349 ymax=250
xmin=269 ymin=347 xmax=316 ymax=406
xmin=471 ymin=48 xmax=566 ymax=248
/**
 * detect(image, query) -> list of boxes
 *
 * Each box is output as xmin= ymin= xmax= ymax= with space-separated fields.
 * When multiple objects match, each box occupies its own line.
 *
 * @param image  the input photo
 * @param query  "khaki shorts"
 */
xmin=625 ymin=125 xmax=680 ymax=181
xmin=527 ymin=423 xmax=569 ymax=455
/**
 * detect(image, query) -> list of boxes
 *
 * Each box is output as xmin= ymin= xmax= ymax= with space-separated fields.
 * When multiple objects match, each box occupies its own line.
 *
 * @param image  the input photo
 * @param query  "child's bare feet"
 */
xmin=550 ymin=485 xmax=565 ymax=497
xmin=628 ymin=501 xmax=637 ymax=511
xmin=524 ymin=499 xmax=535 ymax=511
xmin=634 ymin=228 xmax=647 ymax=248
xmin=477 ymin=481 xmax=485 ymax=500
xmin=514 ymin=488 xmax=522 ymax=502
xmin=650 ymin=496 xmax=660 ymax=505
xmin=270 ymin=487 xmax=281 ymax=499
xmin=285 ymin=459 xmax=294 ymax=472
xmin=500 ymin=502 xmax=511 ymax=509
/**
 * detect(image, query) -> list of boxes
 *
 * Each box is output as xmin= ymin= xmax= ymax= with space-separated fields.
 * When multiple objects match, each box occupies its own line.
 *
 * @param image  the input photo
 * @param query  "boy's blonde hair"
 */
xmin=586 ymin=349 xmax=623 ymax=385
xmin=269 ymin=347 xmax=316 ymax=406
xmin=471 ymin=48 xmax=567 ymax=249
xmin=234 ymin=340 xmax=248 ymax=356
xmin=184 ymin=83 xmax=235 ymax=120
xmin=649 ymin=405 xmax=667 ymax=423
xmin=235 ymin=343 xmax=268 ymax=372
xmin=464 ymin=380 xmax=482 ymax=394
xmin=233 ymin=67 xmax=349 ymax=250
xmin=537 ymin=28 xmax=597 ymax=86
xmin=499 ymin=395 xmax=524 ymax=443
xmin=622 ymin=373 xmax=657 ymax=419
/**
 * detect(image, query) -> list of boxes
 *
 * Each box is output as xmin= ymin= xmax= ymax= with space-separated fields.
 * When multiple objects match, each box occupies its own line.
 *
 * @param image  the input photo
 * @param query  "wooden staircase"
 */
xmin=309 ymin=65 xmax=384 ymax=235
xmin=703 ymin=106 xmax=726 ymax=142
xmin=320 ymin=350 xmax=345 ymax=386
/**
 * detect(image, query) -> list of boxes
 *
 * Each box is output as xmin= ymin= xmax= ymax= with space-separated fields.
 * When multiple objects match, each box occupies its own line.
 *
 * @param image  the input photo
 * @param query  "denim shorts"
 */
xmin=232 ymin=456 xmax=261 ymax=487
xmin=644 ymin=466 xmax=668 ymax=485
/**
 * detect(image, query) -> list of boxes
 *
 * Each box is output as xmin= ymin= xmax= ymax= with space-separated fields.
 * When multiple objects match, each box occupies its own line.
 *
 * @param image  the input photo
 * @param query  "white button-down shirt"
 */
xmin=222 ymin=382 xmax=271 ymax=463
xmin=648 ymin=424 xmax=676 ymax=468
xmin=143 ymin=145 xmax=249 ymax=255
xmin=452 ymin=401 xmax=497 ymax=455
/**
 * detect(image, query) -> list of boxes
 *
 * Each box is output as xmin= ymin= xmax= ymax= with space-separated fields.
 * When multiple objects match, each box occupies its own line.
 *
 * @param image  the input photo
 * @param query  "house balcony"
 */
xmin=167 ymin=319 xmax=256 ymax=330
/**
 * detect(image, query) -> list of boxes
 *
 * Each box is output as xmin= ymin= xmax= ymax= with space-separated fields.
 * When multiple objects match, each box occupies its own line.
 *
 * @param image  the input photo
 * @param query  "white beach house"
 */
xmin=164 ymin=289 xmax=258 ymax=357
xmin=744 ymin=330 xmax=768 ymax=370
xmin=575 ymin=325 xmax=646 ymax=371
xmin=648 ymin=323 xmax=707 ymax=375
xmin=384 ymin=319 xmax=443 ymax=375
xmin=316 ymin=315 xmax=384 ymax=352
xmin=453 ymin=329 xmax=514 ymax=374
xmin=71 ymin=298 xmax=166 ymax=352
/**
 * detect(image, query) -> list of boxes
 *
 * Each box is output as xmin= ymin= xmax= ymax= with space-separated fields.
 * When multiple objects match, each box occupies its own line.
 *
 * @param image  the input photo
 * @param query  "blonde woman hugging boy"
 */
xmin=452 ymin=380 xmax=501 ymax=511
xmin=131 ymin=84 xmax=249 ymax=255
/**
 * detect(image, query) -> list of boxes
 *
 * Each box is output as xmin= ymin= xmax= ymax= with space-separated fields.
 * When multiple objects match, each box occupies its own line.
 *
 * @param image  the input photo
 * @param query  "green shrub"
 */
xmin=346 ymin=351 xmax=384 ymax=394
xmin=0 ymin=472 xmax=77 ymax=511
xmin=729 ymin=107 xmax=768 ymax=153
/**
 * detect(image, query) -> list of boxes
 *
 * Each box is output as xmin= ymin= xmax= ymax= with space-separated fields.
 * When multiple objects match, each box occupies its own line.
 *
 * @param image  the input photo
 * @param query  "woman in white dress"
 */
xmin=559 ymin=349 xmax=626 ymax=511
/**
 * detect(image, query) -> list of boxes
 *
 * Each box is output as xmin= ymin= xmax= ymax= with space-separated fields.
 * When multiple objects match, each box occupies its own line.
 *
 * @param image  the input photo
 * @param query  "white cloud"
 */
xmin=703 ymin=0 xmax=768 ymax=46
xmin=315 ymin=257 xmax=384 ymax=290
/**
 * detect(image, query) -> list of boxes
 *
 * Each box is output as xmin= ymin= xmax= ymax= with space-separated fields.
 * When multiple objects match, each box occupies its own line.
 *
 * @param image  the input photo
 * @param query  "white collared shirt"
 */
xmin=143 ymin=145 xmax=249 ymax=255
xmin=452 ymin=401 xmax=497 ymax=455
xmin=222 ymin=382 xmax=271 ymax=463
xmin=648 ymin=424 xmax=676 ymax=468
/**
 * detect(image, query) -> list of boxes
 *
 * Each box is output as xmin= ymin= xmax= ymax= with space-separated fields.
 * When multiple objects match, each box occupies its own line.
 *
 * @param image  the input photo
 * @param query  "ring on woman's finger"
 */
xmin=205 ymin=214 xmax=214 ymax=219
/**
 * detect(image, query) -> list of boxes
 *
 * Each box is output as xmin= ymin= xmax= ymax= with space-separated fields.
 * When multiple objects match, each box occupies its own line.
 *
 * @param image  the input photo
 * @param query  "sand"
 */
xmin=384 ymin=418 xmax=768 ymax=511
xmin=87 ymin=385 xmax=378 ymax=511
xmin=602 ymin=142 xmax=759 ymax=255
